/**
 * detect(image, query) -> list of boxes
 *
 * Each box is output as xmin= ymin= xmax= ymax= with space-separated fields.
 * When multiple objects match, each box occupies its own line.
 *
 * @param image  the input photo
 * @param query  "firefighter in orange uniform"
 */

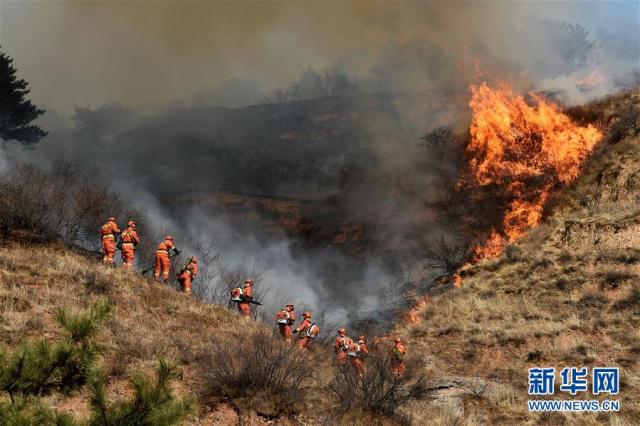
xmin=294 ymin=311 xmax=312 ymax=349
xmin=100 ymin=217 xmax=121 ymax=266
xmin=120 ymin=220 xmax=140 ymax=270
xmin=154 ymin=236 xmax=180 ymax=282
xmin=391 ymin=337 xmax=406 ymax=376
xmin=236 ymin=278 xmax=254 ymax=316
xmin=335 ymin=328 xmax=349 ymax=366
xmin=350 ymin=336 xmax=368 ymax=377
xmin=276 ymin=304 xmax=295 ymax=341
xmin=177 ymin=256 xmax=198 ymax=296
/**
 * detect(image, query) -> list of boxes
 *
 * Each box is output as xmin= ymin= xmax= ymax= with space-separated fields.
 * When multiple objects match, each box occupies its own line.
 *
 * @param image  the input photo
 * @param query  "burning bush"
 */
xmin=459 ymin=82 xmax=602 ymax=259
xmin=200 ymin=331 xmax=316 ymax=416
xmin=327 ymin=344 xmax=427 ymax=416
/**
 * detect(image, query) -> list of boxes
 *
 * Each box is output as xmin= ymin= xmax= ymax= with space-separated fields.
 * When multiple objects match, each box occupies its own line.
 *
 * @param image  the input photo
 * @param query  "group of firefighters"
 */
xmin=101 ymin=216 xmax=407 ymax=376
xmin=100 ymin=217 xmax=197 ymax=295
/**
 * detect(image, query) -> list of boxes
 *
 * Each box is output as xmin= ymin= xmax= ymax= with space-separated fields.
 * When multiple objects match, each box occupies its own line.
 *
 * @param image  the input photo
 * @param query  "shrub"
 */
xmin=0 ymin=302 xmax=191 ymax=425
xmin=0 ymin=161 xmax=148 ymax=252
xmin=0 ymin=301 xmax=112 ymax=400
xmin=327 ymin=344 xmax=427 ymax=416
xmin=201 ymin=331 xmax=315 ymax=415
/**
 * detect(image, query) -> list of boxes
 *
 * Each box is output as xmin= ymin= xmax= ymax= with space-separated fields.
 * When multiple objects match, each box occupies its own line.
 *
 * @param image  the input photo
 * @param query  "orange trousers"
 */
xmin=102 ymin=237 xmax=116 ymax=264
xmin=298 ymin=336 xmax=310 ymax=349
xmin=121 ymin=244 xmax=135 ymax=269
xmin=238 ymin=302 xmax=251 ymax=316
xmin=177 ymin=272 xmax=192 ymax=295
xmin=350 ymin=357 xmax=364 ymax=376
xmin=154 ymin=251 xmax=170 ymax=281
xmin=278 ymin=324 xmax=292 ymax=341
xmin=336 ymin=351 xmax=348 ymax=366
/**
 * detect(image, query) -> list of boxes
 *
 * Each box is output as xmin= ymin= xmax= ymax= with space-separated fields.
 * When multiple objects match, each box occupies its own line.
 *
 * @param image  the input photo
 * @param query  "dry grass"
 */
xmin=395 ymin=89 xmax=640 ymax=425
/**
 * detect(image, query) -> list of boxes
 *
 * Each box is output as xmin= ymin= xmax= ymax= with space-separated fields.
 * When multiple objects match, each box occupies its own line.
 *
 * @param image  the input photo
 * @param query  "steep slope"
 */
xmin=397 ymin=89 xmax=640 ymax=424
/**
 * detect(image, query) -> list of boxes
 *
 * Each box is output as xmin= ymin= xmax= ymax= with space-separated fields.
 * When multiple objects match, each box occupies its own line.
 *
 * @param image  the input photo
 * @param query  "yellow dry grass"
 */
xmin=396 ymin=90 xmax=640 ymax=425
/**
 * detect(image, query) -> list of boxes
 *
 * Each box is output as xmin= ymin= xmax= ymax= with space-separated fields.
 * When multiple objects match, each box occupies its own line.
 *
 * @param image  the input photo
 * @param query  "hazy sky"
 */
xmin=1 ymin=1 xmax=638 ymax=115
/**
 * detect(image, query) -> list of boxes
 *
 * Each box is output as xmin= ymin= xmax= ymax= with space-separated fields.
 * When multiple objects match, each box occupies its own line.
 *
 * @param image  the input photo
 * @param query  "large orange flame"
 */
xmin=462 ymin=82 xmax=602 ymax=260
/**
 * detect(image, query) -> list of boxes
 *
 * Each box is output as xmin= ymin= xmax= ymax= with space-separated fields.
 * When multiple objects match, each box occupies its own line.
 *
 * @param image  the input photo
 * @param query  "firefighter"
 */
xmin=100 ymin=217 xmax=121 ymax=266
xmin=154 ymin=236 xmax=180 ymax=282
xmin=237 ymin=278 xmax=254 ymax=317
xmin=351 ymin=336 xmax=368 ymax=377
xmin=293 ymin=311 xmax=313 ymax=349
xmin=120 ymin=220 xmax=140 ymax=270
xmin=335 ymin=328 xmax=349 ymax=366
xmin=177 ymin=256 xmax=198 ymax=296
xmin=276 ymin=304 xmax=295 ymax=341
xmin=391 ymin=337 xmax=406 ymax=377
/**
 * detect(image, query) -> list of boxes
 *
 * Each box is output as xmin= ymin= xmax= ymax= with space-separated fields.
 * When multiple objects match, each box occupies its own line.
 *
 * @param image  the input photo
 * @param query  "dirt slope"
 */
xmin=396 ymin=89 xmax=640 ymax=425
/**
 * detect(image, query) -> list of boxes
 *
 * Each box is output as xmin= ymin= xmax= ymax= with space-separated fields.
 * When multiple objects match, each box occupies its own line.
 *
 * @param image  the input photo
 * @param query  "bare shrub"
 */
xmin=200 ymin=331 xmax=316 ymax=415
xmin=0 ymin=161 xmax=147 ymax=253
xmin=327 ymin=344 xmax=427 ymax=416
xmin=423 ymin=234 xmax=470 ymax=277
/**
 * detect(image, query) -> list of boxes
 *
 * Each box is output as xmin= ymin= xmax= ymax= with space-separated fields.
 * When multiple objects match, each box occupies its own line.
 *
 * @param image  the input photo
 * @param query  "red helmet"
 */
xmin=338 ymin=328 xmax=346 ymax=335
xmin=127 ymin=220 xmax=136 ymax=227
xmin=165 ymin=235 xmax=173 ymax=241
xmin=108 ymin=217 xmax=116 ymax=222
xmin=303 ymin=311 xmax=311 ymax=318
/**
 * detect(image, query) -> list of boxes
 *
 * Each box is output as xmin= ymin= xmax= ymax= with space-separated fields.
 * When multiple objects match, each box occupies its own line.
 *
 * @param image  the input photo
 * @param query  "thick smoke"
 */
xmin=2 ymin=1 xmax=638 ymax=331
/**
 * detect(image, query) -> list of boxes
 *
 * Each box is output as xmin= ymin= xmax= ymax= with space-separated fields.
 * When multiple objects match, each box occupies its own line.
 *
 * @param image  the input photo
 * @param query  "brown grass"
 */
xmin=394 ymin=89 xmax=640 ymax=425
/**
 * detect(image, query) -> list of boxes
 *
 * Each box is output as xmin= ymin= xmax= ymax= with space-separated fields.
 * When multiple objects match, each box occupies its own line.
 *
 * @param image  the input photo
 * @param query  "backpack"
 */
xmin=306 ymin=323 xmax=320 ymax=339
xmin=179 ymin=256 xmax=195 ymax=274
xmin=276 ymin=310 xmax=290 ymax=324
xmin=230 ymin=287 xmax=244 ymax=301
xmin=347 ymin=342 xmax=360 ymax=357
xmin=341 ymin=337 xmax=353 ymax=351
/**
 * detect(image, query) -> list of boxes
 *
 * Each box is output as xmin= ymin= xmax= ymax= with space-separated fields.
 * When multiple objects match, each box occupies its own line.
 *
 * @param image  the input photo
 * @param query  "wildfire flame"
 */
xmin=462 ymin=82 xmax=602 ymax=260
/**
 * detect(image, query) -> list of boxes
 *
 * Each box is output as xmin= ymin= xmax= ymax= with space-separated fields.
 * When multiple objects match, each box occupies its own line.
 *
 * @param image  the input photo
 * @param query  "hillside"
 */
xmin=396 ymin=89 xmax=640 ymax=424
xmin=0 ymin=243 xmax=282 ymax=424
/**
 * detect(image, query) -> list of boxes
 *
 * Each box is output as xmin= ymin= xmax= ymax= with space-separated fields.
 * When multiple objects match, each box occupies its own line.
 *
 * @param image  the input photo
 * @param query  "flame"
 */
xmin=406 ymin=297 xmax=430 ymax=324
xmin=461 ymin=82 xmax=602 ymax=260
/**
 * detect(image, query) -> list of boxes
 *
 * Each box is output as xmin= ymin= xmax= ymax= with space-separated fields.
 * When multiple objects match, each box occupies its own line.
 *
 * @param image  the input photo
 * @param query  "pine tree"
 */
xmin=88 ymin=359 xmax=193 ymax=426
xmin=0 ymin=301 xmax=191 ymax=425
xmin=0 ymin=48 xmax=47 ymax=146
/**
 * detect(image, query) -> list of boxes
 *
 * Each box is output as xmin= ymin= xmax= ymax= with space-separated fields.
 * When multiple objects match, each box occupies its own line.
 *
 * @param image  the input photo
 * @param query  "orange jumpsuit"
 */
xmin=154 ymin=239 xmax=177 ymax=282
xmin=391 ymin=342 xmax=406 ymax=376
xmin=177 ymin=259 xmax=198 ymax=296
xmin=295 ymin=318 xmax=311 ymax=349
xmin=101 ymin=220 xmax=121 ymax=265
xmin=276 ymin=308 xmax=295 ymax=341
xmin=335 ymin=335 xmax=348 ymax=366
xmin=238 ymin=284 xmax=253 ymax=316
xmin=351 ymin=341 xmax=368 ymax=376
xmin=120 ymin=227 xmax=140 ymax=269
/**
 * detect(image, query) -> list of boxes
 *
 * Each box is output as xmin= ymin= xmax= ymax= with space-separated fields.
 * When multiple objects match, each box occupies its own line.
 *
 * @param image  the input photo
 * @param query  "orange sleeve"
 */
xmin=111 ymin=223 xmax=121 ymax=233
xmin=132 ymin=230 xmax=140 ymax=244
xmin=191 ymin=262 xmax=198 ymax=277
xmin=244 ymin=287 xmax=253 ymax=298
